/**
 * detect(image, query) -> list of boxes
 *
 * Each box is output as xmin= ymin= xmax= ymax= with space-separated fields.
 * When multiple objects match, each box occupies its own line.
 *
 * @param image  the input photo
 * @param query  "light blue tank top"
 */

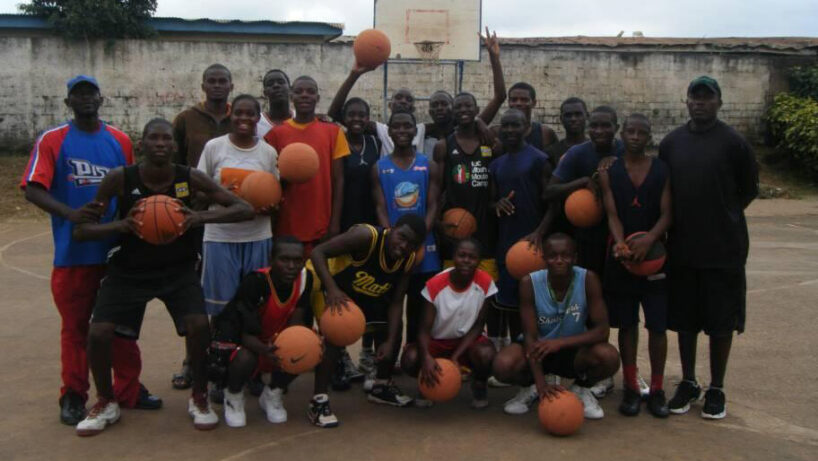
xmin=376 ymin=153 xmax=440 ymax=273
xmin=530 ymin=267 xmax=588 ymax=339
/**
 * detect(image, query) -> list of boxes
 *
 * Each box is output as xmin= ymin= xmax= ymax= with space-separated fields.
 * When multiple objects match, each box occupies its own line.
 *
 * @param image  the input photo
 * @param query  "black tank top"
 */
xmin=603 ymin=157 xmax=669 ymax=293
xmin=340 ymin=134 xmax=380 ymax=232
xmin=440 ymin=133 xmax=496 ymax=258
xmin=526 ymin=121 xmax=545 ymax=151
xmin=109 ymin=164 xmax=199 ymax=275
xmin=330 ymin=225 xmax=415 ymax=324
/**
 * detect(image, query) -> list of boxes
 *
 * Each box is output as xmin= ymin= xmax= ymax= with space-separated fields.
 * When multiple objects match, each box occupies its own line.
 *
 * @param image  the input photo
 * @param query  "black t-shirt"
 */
xmin=341 ymin=134 xmax=380 ymax=232
xmin=658 ymin=120 xmax=758 ymax=268
xmin=545 ymin=138 xmax=574 ymax=169
xmin=440 ymin=133 xmax=497 ymax=258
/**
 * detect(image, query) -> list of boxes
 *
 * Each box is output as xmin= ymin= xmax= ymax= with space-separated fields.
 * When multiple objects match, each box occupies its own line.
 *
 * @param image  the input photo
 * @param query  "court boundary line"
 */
xmin=0 ymin=231 xmax=51 ymax=281
xmin=216 ymin=429 xmax=322 ymax=461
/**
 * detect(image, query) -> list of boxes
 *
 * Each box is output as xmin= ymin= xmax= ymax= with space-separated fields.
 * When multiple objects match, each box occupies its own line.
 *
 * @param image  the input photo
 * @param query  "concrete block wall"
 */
xmin=0 ymin=36 xmax=809 ymax=151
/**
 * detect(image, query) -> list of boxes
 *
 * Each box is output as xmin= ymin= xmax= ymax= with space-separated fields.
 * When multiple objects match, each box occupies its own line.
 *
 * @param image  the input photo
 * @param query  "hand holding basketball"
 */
xmin=628 ymin=232 xmax=656 ymax=262
xmin=419 ymin=354 xmax=442 ymax=388
xmin=175 ymin=199 xmax=199 ymax=235
xmin=613 ymin=241 xmax=633 ymax=260
xmin=536 ymin=382 xmax=565 ymax=402
xmin=325 ymin=288 xmax=351 ymax=314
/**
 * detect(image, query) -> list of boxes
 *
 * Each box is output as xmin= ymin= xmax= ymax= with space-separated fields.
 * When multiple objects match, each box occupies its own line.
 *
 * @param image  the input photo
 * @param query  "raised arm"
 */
xmin=327 ymin=64 xmax=376 ymax=122
xmin=477 ymin=28 xmax=506 ymax=125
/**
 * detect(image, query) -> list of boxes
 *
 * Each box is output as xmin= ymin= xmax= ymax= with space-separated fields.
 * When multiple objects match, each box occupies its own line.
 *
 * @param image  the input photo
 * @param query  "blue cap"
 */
xmin=66 ymin=75 xmax=100 ymax=95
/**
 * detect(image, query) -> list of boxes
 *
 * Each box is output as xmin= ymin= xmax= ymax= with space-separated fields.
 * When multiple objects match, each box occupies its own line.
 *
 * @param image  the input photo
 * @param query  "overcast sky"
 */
xmin=1 ymin=0 xmax=816 ymax=37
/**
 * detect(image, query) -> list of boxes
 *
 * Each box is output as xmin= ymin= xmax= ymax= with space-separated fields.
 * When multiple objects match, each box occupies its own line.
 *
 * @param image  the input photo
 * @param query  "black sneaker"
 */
xmin=367 ymin=382 xmax=413 ymax=407
xmin=307 ymin=394 xmax=339 ymax=428
xmin=247 ymin=375 xmax=264 ymax=397
xmin=668 ymin=380 xmax=701 ymax=415
xmin=59 ymin=391 xmax=86 ymax=426
xmin=701 ymin=388 xmax=727 ymax=420
xmin=618 ymin=387 xmax=642 ymax=416
xmin=331 ymin=357 xmax=351 ymax=391
xmin=647 ymin=390 xmax=669 ymax=418
xmin=135 ymin=384 xmax=163 ymax=410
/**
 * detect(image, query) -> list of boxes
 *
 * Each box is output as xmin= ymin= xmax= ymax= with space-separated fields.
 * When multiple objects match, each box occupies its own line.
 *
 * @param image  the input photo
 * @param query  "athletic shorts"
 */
xmin=425 ymin=335 xmax=491 ymax=367
xmin=540 ymin=347 xmax=581 ymax=379
xmin=442 ymin=259 xmax=499 ymax=281
xmin=91 ymin=267 xmax=206 ymax=339
xmin=494 ymin=263 xmax=519 ymax=309
xmin=605 ymin=287 xmax=668 ymax=333
xmin=202 ymin=238 xmax=272 ymax=315
xmin=668 ymin=265 xmax=746 ymax=336
xmin=230 ymin=346 xmax=279 ymax=375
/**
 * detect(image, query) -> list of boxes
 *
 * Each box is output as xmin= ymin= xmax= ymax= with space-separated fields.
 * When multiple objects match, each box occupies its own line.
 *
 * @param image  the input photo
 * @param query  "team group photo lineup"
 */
xmin=15 ymin=0 xmax=774 ymax=449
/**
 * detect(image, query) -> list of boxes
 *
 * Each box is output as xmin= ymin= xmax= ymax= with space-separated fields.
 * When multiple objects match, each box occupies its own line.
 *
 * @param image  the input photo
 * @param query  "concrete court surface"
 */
xmin=1 ymin=198 xmax=817 ymax=461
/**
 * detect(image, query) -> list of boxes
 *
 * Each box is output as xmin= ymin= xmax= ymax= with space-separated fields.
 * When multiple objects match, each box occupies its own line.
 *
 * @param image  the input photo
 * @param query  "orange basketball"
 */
xmin=353 ymin=29 xmax=391 ymax=68
xmin=278 ymin=142 xmax=320 ymax=183
xmin=505 ymin=240 xmax=546 ymax=280
xmin=319 ymin=301 xmax=366 ymax=347
xmin=441 ymin=208 xmax=477 ymax=239
xmin=273 ymin=326 xmax=323 ymax=374
xmin=219 ymin=167 xmax=254 ymax=193
xmin=538 ymin=390 xmax=584 ymax=436
xmin=565 ymin=189 xmax=603 ymax=228
xmin=418 ymin=358 xmax=462 ymax=402
xmin=239 ymin=171 xmax=281 ymax=210
xmin=137 ymin=195 xmax=185 ymax=245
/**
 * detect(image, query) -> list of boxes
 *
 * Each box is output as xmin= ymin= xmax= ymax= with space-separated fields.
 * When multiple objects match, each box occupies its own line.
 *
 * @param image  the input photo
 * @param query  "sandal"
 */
xmin=171 ymin=360 xmax=192 ymax=390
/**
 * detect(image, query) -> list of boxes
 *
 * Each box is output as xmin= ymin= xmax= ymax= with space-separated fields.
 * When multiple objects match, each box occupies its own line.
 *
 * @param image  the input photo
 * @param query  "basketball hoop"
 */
xmin=413 ymin=41 xmax=444 ymax=65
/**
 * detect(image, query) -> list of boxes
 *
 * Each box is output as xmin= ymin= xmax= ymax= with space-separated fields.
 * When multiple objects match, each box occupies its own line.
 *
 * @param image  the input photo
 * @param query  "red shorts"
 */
xmin=229 ymin=346 xmax=279 ymax=375
xmin=427 ymin=335 xmax=491 ymax=367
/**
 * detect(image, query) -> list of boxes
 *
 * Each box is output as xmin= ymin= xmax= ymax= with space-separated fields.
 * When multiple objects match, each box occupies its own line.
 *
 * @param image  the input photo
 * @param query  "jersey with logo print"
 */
xmin=441 ymin=133 xmax=496 ymax=258
xmin=20 ymin=121 xmax=133 ymax=266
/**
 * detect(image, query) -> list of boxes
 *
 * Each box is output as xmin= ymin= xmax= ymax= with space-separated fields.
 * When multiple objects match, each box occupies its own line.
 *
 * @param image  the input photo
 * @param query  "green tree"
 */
xmin=19 ymin=0 xmax=157 ymax=39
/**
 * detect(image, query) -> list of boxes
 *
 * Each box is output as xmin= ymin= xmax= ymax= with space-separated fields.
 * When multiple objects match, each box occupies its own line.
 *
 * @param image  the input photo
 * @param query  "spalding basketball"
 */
xmin=319 ymin=301 xmax=366 ymax=347
xmin=138 ymin=195 xmax=185 ymax=245
xmin=565 ymin=189 xmax=602 ymax=228
xmin=239 ymin=171 xmax=282 ymax=210
xmin=622 ymin=231 xmax=667 ymax=276
xmin=538 ymin=390 xmax=584 ymax=436
xmin=274 ymin=326 xmax=323 ymax=374
xmin=441 ymin=208 xmax=477 ymax=239
xmin=418 ymin=358 xmax=462 ymax=402
xmin=505 ymin=241 xmax=546 ymax=280
xmin=278 ymin=143 xmax=320 ymax=183
xmin=353 ymin=29 xmax=391 ymax=68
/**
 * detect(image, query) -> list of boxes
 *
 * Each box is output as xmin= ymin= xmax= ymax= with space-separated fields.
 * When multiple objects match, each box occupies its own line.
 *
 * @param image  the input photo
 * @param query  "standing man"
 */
xmin=660 ymin=76 xmax=758 ymax=419
xmin=257 ymin=69 xmax=292 ymax=138
xmin=547 ymin=97 xmax=589 ymax=167
xmin=20 ymin=75 xmax=157 ymax=425
xmin=492 ymin=82 xmax=558 ymax=153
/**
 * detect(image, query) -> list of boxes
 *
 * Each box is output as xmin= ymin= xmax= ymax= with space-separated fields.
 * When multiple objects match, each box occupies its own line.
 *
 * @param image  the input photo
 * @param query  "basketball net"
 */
xmin=413 ymin=41 xmax=444 ymax=65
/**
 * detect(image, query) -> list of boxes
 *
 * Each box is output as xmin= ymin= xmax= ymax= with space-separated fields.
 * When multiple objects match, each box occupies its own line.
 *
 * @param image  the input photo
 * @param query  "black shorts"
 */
xmin=605 ymin=282 xmax=668 ymax=333
xmin=540 ymin=347 xmax=581 ymax=379
xmin=668 ymin=265 xmax=746 ymax=336
xmin=91 ymin=267 xmax=206 ymax=339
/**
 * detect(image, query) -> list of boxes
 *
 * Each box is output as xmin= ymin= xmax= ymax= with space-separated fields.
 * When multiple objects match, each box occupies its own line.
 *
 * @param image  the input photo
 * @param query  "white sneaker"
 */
xmin=503 ymin=385 xmax=538 ymax=415
xmin=487 ymin=376 xmax=512 ymax=388
xmin=76 ymin=399 xmax=120 ymax=436
xmin=571 ymin=384 xmax=604 ymax=419
xmin=638 ymin=375 xmax=650 ymax=398
xmin=590 ymin=376 xmax=614 ymax=398
xmin=358 ymin=348 xmax=375 ymax=374
xmin=259 ymin=387 xmax=287 ymax=423
xmin=188 ymin=395 xmax=219 ymax=430
xmin=223 ymin=389 xmax=246 ymax=428
xmin=363 ymin=370 xmax=376 ymax=393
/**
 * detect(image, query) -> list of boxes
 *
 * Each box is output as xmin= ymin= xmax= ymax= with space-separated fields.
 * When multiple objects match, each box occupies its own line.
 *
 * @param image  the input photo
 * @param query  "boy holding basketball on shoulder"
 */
xmin=492 ymin=234 xmax=620 ymax=419
xmin=72 ymin=119 xmax=254 ymax=436
xmin=210 ymin=236 xmax=314 ymax=427
xmin=401 ymin=238 xmax=497 ymax=408
xmin=598 ymin=114 xmax=672 ymax=417
xmin=264 ymin=76 xmax=350 ymax=252
xmin=309 ymin=214 xmax=427 ymax=421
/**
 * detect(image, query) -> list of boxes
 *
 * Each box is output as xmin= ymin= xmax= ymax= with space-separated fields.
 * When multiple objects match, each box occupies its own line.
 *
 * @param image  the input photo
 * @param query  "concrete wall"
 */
xmin=0 ymin=35 xmax=813 ymax=151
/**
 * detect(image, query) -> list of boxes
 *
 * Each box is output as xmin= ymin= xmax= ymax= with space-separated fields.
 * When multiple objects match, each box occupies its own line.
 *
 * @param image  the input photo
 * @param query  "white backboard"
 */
xmin=374 ymin=0 xmax=482 ymax=61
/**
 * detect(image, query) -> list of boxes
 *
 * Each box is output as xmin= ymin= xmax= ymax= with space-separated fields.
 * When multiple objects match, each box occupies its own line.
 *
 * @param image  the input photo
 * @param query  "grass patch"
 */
xmin=0 ymin=155 xmax=47 ymax=221
xmin=757 ymin=145 xmax=818 ymax=199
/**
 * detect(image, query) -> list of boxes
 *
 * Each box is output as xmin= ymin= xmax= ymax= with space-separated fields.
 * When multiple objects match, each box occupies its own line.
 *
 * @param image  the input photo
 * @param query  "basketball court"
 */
xmin=1 ymin=198 xmax=816 ymax=461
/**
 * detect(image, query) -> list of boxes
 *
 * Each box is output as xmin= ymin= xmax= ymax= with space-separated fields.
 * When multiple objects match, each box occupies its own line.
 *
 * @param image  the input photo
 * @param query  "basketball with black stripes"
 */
xmin=441 ymin=208 xmax=477 ymax=239
xmin=138 ymin=194 xmax=185 ymax=245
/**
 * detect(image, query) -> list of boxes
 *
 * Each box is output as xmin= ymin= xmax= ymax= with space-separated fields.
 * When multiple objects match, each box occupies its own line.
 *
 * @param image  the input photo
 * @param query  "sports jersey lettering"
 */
xmin=67 ymin=158 xmax=110 ymax=187
xmin=538 ymin=303 xmax=583 ymax=326
xmin=351 ymin=270 xmax=392 ymax=297
xmin=470 ymin=161 xmax=489 ymax=188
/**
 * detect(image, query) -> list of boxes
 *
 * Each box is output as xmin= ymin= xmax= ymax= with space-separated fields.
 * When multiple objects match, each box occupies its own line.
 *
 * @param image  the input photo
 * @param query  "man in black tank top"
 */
xmin=492 ymin=82 xmax=557 ymax=154
xmin=310 ymin=214 xmax=426 ymax=415
xmin=72 ymin=119 xmax=254 ymax=436
xmin=599 ymin=114 xmax=672 ymax=418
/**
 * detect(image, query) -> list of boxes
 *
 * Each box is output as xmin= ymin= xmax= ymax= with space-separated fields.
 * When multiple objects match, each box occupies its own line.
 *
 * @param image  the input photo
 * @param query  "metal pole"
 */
xmin=457 ymin=60 xmax=465 ymax=94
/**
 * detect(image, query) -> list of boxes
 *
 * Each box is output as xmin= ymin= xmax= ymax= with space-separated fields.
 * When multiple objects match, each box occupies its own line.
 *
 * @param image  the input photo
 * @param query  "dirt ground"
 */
xmin=1 ymin=198 xmax=817 ymax=461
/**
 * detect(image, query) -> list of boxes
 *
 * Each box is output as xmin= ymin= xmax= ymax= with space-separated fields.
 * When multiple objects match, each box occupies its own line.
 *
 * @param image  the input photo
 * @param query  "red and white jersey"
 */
xmin=422 ymin=268 xmax=497 ymax=340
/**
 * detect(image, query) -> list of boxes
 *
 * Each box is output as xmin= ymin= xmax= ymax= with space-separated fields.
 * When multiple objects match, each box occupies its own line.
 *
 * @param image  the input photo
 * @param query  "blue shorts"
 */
xmin=201 ymin=239 xmax=272 ymax=315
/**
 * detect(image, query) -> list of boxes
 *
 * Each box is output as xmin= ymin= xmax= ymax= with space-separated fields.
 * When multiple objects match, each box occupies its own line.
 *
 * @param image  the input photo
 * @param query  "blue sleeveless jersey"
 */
xmin=530 ymin=267 xmax=588 ymax=339
xmin=376 ymin=154 xmax=440 ymax=273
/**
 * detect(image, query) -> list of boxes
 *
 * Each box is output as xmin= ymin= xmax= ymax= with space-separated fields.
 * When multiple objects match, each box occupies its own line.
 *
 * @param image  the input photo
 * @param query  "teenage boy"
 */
xmin=492 ymin=82 xmax=558 ymax=153
xmin=659 ymin=76 xmax=758 ymax=419
xmin=72 ymin=118 xmax=254 ymax=435
xmin=547 ymin=97 xmax=589 ymax=166
xmin=257 ymin=69 xmax=293 ymax=137
xmin=599 ymin=114 xmax=672 ymax=417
